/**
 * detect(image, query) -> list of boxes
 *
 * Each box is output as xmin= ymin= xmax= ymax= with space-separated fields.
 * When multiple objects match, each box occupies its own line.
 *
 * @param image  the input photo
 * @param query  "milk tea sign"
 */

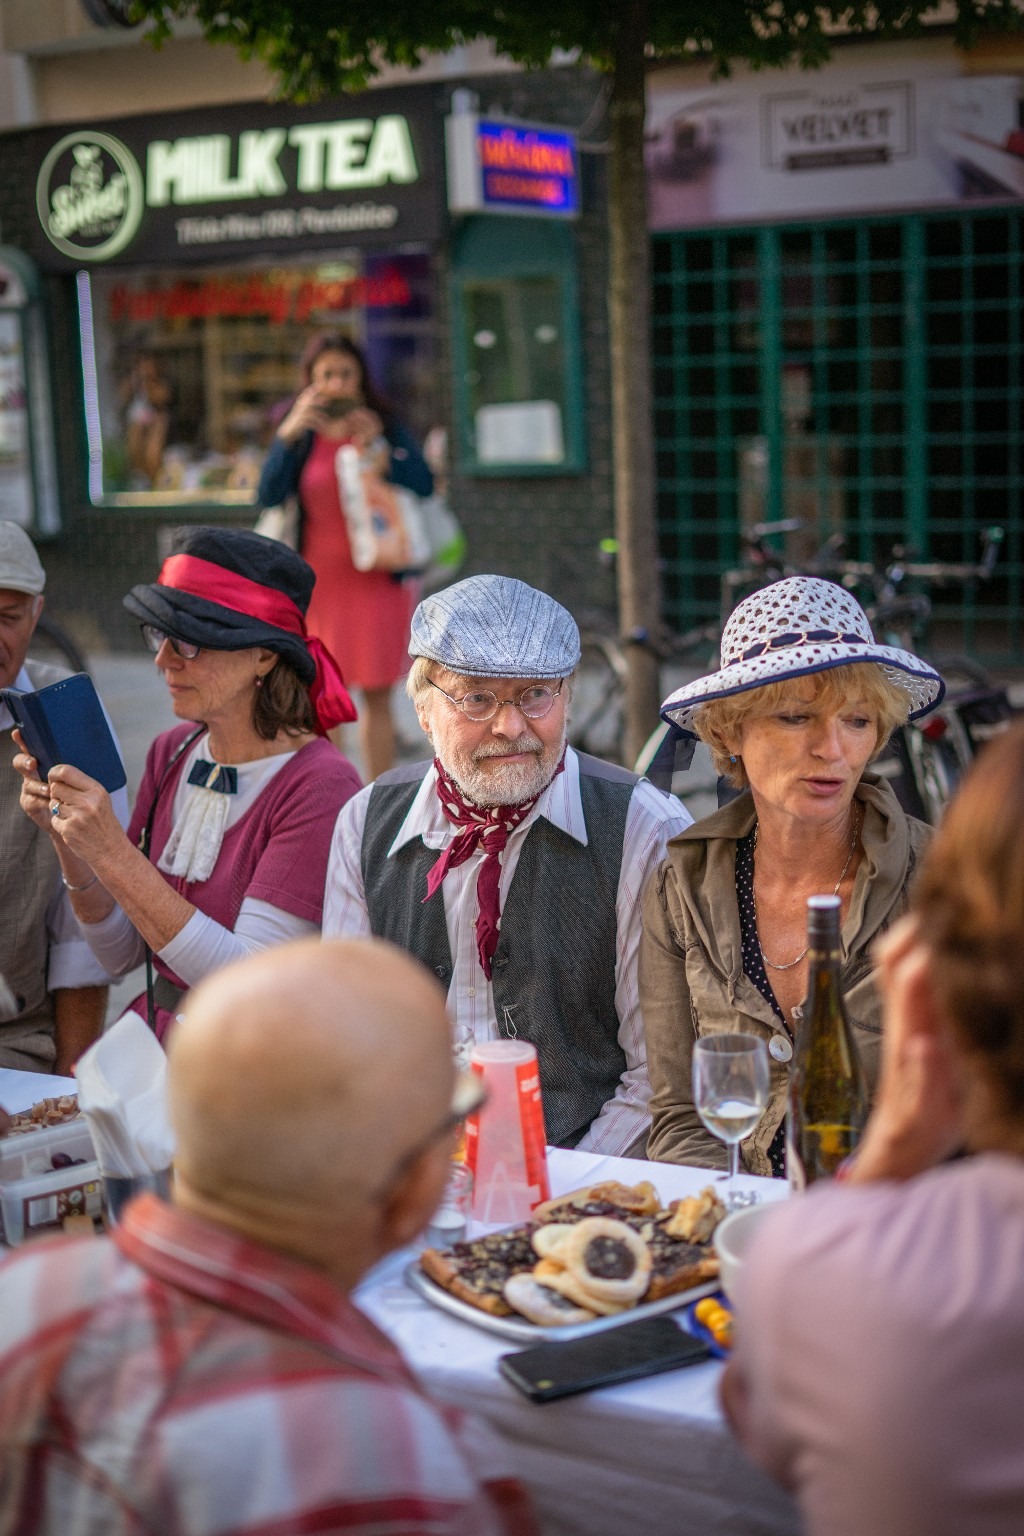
xmin=37 ymin=131 xmax=145 ymax=262
xmin=29 ymin=90 xmax=441 ymax=268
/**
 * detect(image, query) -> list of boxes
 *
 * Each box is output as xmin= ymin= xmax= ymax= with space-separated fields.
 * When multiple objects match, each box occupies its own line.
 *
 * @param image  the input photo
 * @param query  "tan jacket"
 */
xmin=640 ymin=774 xmax=931 ymax=1174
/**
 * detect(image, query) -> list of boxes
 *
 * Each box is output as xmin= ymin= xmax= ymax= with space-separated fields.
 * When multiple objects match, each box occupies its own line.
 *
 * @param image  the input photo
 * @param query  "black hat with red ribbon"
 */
xmin=124 ymin=527 xmax=356 ymax=733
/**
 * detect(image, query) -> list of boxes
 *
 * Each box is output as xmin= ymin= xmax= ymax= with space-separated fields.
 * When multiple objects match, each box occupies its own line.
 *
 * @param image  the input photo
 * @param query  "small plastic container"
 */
xmin=0 ymin=1120 xmax=102 ymax=1245
xmin=465 ymin=1041 xmax=550 ymax=1226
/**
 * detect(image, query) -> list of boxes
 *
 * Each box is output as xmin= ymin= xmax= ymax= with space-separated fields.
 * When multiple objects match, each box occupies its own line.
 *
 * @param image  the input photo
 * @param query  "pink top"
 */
xmin=730 ymin=1154 xmax=1024 ymax=1536
xmin=127 ymin=723 xmax=362 ymax=1038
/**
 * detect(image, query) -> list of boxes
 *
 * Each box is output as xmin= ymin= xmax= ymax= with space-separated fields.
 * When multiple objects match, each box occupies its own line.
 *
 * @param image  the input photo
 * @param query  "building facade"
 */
xmin=647 ymin=35 xmax=1024 ymax=662
xmin=0 ymin=9 xmax=616 ymax=647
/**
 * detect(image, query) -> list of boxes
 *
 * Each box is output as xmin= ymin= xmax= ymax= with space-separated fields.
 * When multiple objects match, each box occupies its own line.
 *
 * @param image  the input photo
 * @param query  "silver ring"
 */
xmin=50 ymin=802 xmax=61 ymax=818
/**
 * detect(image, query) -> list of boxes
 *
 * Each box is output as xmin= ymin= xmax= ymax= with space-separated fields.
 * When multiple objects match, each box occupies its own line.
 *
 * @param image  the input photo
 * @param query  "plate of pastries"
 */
xmin=409 ymin=1180 xmax=727 ymax=1342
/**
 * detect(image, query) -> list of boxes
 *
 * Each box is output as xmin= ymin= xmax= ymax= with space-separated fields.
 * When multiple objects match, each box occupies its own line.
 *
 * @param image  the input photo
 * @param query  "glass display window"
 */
xmin=0 ymin=247 xmax=60 ymax=533
xmin=450 ymin=217 xmax=585 ymax=474
xmin=79 ymin=249 xmax=436 ymax=505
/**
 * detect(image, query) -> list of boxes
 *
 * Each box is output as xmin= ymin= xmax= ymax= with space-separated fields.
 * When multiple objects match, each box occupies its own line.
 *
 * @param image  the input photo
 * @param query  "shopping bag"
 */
xmin=254 ymin=496 xmax=299 ymax=550
xmin=335 ymin=444 xmax=430 ymax=572
xmin=417 ymin=493 xmax=467 ymax=592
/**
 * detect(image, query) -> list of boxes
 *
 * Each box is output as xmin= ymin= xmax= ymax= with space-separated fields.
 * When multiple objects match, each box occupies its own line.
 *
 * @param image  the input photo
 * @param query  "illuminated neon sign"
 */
xmin=446 ymin=115 xmax=579 ymax=218
xmin=478 ymin=122 xmax=578 ymax=214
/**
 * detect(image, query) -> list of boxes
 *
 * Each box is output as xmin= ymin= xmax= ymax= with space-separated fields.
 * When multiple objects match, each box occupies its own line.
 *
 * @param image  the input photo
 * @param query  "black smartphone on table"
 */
xmin=498 ymin=1316 xmax=711 ymax=1403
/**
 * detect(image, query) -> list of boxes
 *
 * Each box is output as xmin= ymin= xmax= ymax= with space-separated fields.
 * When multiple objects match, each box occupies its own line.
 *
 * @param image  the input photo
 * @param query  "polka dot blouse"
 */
xmin=736 ymin=830 xmax=788 ymax=1179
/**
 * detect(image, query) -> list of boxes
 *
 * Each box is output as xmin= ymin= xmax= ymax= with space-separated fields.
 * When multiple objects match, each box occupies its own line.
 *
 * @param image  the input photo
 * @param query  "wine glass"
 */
xmin=692 ymin=1035 xmax=770 ymax=1207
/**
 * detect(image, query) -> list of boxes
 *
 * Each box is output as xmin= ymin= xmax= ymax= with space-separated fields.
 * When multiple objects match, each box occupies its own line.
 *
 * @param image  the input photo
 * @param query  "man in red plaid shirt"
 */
xmin=0 ymin=938 xmax=535 ymax=1536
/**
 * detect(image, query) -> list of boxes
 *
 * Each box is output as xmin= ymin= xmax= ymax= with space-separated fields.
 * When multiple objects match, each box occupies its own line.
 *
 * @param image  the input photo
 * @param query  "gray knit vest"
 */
xmin=361 ymin=754 xmax=636 ymax=1148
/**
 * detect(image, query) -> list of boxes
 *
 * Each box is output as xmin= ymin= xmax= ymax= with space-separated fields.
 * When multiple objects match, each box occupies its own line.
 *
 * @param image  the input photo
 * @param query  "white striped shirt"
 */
xmin=323 ymin=748 xmax=692 ymax=1155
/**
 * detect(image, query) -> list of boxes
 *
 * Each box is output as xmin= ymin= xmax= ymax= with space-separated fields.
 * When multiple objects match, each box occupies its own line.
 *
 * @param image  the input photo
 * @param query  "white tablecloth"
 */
xmin=357 ymin=1147 xmax=800 ymax=1536
xmin=0 ymin=1077 xmax=799 ymax=1533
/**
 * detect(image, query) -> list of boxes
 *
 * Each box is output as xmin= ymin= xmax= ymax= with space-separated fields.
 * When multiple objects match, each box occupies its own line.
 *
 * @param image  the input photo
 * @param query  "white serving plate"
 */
xmin=405 ymin=1261 xmax=720 ymax=1344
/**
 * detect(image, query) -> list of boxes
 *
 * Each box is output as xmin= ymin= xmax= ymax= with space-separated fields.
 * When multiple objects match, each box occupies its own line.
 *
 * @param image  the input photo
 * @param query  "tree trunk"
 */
xmin=607 ymin=2 xmax=661 ymax=769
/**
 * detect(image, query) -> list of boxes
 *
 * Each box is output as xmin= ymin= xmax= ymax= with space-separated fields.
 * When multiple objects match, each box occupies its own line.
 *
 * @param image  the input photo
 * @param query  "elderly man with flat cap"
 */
xmin=0 ymin=938 xmax=534 ymax=1535
xmin=325 ymin=574 xmax=691 ymax=1155
xmin=0 ymin=522 xmax=126 ymax=1073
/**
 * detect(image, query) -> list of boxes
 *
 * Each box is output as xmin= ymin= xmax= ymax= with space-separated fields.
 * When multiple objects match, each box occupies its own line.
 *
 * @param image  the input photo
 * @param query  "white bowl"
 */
xmin=714 ymin=1202 xmax=779 ymax=1303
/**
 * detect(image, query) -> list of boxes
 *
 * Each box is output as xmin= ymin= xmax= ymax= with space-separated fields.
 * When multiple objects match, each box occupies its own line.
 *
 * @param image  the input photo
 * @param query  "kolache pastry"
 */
xmin=503 ymin=1274 xmax=597 ymax=1327
xmin=419 ymin=1179 xmax=725 ymax=1325
xmin=560 ymin=1217 xmax=652 ymax=1304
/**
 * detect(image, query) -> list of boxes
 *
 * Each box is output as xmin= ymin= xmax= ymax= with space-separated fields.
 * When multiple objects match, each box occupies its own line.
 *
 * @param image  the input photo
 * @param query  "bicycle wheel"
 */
xmin=28 ymin=613 xmax=89 ymax=676
xmin=903 ymin=711 xmax=973 ymax=825
xmin=569 ymin=631 xmax=627 ymax=764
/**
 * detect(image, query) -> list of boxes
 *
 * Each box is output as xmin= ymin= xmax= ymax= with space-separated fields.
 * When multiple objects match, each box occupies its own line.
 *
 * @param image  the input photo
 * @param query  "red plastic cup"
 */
xmin=465 ymin=1041 xmax=550 ymax=1225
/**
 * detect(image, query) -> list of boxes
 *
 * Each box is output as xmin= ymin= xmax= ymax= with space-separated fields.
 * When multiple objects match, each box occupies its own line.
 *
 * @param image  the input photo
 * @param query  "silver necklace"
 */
xmin=752 ymin=805 xmax=861 ymax=971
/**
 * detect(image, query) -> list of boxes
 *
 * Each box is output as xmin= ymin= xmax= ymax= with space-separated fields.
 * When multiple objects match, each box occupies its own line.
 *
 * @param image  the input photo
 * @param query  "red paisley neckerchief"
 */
xmin=423 ymin=753 xmax=565 ymax=979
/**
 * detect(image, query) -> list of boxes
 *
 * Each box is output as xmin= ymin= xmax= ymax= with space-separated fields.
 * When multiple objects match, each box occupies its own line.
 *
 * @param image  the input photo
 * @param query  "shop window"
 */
xmin=450 ymin=218 xmax=585 ymax=474
xmin=0 ymin=248 xmax=60 ymax=533
xmin=78 ymin=250 xmax=436 ymax=506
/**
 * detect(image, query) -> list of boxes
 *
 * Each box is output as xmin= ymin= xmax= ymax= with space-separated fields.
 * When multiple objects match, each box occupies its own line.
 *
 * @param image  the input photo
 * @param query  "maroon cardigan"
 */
xmin=126 ymin=723 xmax=362 ymax=1040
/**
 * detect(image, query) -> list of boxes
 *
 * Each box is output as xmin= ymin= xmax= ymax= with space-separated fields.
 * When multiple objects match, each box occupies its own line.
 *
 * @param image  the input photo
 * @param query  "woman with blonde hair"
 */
xmin=723 ymin=719 xmax=1024 ymax=1536
xmin=640 ymin=576 xmax=942 ymax=1173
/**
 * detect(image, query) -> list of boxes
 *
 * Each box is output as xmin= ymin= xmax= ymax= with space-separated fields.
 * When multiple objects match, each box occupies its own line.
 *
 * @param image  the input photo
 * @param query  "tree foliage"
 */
xmin=128 ymin=2 xmax=1024 ymax=100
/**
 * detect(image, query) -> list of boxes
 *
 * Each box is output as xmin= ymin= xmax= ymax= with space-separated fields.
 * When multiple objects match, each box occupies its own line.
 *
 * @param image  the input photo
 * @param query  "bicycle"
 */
xmin=28 ymin=611 xmax=90 ymax=676
xmin=713 ymin=522 xmax=1013 ymax=823
xmin=571 ymin=616 xmax=719 ymax=766
xmin=564 ymin=538 xmax=719 ymax=767
xmin=834 ymin=530 xmax=1011 ymax=824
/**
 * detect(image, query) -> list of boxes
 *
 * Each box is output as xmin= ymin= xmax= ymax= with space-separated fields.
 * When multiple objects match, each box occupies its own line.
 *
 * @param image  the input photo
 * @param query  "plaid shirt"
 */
xmin=0 ymin=1195 xmax=534 ymax=1536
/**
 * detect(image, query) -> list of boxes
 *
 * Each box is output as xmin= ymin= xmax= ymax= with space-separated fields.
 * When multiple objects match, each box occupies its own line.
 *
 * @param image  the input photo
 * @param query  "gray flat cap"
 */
xmin=0 ymin=522 xmax=45 ymax=595
xmin=410 ymin=574 xmax=580 ymax=679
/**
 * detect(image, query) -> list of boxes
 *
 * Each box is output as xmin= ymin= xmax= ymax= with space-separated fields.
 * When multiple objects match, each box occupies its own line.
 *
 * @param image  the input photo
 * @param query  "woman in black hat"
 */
xmin=14 ymin=528 xmax=362 ymax=1044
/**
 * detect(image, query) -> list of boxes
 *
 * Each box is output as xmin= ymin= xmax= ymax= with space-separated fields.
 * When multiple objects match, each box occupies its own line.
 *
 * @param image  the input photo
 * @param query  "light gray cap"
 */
xmin=409 ymin=574 xmax=580 ymax=680
xmin=0 ymin=522 xmax=45 ymax=595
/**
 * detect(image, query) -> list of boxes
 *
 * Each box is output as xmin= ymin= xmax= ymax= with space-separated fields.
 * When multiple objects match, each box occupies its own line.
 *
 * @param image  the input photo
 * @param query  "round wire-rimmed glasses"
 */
xmin=428 ymin=677 xmax=563 ymax=722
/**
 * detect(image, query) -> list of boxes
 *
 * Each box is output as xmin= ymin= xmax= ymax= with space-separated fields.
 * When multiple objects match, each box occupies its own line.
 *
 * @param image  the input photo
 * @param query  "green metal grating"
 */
xmin=652 ymin=208 xmax=1024 ymax=663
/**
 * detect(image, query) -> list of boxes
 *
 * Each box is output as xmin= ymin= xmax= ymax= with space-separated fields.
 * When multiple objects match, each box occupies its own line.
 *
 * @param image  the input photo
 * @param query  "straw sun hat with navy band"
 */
xmin=657 ymin=577 xmax=944 ymax=770
xmin=123 ymin=527 xmax=356 ymax=732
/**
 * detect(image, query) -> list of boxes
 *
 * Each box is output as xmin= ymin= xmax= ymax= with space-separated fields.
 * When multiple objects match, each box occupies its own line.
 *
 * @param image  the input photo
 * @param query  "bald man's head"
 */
xmin=167 ymin=939 xmax=455 ymax=1278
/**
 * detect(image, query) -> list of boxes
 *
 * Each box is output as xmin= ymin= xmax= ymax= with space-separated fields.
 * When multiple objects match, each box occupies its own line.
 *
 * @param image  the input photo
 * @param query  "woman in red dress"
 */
xmin=258 ymin=333 xmax=433 ymax=778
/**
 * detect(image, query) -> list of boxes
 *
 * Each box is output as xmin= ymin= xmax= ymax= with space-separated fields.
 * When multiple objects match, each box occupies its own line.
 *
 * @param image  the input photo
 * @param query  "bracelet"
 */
xmin=62 ymin=872 xmax=98 ymax=893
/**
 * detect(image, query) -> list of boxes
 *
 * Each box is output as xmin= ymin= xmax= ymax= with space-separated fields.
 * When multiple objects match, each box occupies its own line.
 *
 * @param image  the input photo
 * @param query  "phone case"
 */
xmin=1 ymin=673 xmax=126 ymax=793
xmin=498 ymin=1316 xmax=711 ymax=1402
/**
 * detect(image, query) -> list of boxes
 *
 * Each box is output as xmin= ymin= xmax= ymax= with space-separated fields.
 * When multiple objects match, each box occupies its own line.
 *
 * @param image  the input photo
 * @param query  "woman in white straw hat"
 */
xmin=640 ymin=576 xmax=943 ymax=1174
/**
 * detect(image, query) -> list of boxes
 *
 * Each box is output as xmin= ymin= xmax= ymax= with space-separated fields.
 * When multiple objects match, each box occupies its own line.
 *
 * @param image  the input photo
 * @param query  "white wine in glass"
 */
xmin=692 ymin=1034 xmax=770 ymax=1204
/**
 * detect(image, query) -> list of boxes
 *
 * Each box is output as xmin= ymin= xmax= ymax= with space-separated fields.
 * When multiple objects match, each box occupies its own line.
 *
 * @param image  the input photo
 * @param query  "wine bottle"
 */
xmin=787 ymin=894 xmax=868 ymax=1189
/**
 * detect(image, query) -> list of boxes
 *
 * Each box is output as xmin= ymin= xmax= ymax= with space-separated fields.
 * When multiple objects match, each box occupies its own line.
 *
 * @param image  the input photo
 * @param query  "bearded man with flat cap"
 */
xmin=324 ymin=574 xmax=691 ymax=1155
